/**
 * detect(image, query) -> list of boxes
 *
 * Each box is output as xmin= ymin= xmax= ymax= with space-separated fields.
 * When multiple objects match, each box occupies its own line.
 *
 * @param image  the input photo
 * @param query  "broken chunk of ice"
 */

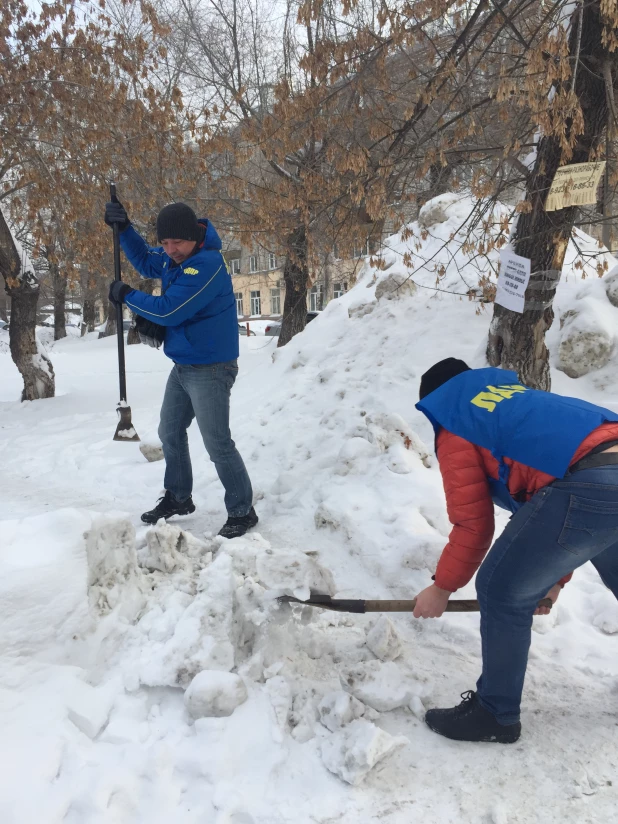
xmin=320 ymin=719 xmax=407 ymax=785
xmin=184 ymin=670 xmax=248 ymax=719
xmin=318 ymin=690 xmax=365 ymax=732
xmin=365 ymin=616 xmax=402 ymax=661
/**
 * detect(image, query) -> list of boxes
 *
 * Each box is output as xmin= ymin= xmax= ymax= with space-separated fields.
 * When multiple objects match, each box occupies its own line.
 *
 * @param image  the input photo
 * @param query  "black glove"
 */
xmin=135 ymin=315 xmax=166 ymax=348
xmin=104 ymin=199 xmax=130 ymax=232
xmin=108 ymin=281 xmax=133 ymax=305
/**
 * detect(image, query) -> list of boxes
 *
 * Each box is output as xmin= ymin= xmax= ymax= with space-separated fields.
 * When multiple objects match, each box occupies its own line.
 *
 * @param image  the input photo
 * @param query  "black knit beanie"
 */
xmin=419 ymin=358 xmax=471 ymax=400
xmin=156 ymin=202 xmax=201 ymax=242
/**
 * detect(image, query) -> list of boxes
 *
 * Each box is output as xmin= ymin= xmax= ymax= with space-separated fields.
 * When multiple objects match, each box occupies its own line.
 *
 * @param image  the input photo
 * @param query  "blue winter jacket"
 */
xmin=416 ymin=367 xmax=618 ymax=513
xmin=119 ymin=220 xmax=239 ymax=365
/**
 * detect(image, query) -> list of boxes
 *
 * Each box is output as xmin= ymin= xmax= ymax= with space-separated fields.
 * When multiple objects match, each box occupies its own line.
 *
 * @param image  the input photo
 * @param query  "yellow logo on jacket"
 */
xmin=183 ymin=267 xmax=199 ymax=275
xmin=470 ymin=384 xmax=528 ymax=412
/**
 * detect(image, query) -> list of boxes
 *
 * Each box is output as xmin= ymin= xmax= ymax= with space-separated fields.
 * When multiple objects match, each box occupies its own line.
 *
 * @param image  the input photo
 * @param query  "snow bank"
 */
xmin=0 ymin=510 xmax=93 ymax=657
xmin=556 ymin=266 xmax=618 ymax=378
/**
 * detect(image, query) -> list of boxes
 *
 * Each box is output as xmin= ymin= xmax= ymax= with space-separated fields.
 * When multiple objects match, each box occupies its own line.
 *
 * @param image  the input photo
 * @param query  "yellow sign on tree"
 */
xmin=545 ymin=162 xmax=606 ymax=211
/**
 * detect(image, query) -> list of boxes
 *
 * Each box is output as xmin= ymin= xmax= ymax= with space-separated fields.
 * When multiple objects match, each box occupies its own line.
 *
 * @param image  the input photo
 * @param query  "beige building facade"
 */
xmin=223 ymin=242 xmax=374 ymax=321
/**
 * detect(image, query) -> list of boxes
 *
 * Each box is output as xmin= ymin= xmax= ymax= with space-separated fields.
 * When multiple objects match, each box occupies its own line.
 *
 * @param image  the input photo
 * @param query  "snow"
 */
xmin=139 ymin=440 xmax=164 ymax=462
xmin=115 ymin=425 xmax=138 ymax=438
xmin=1 ymin=196 xmax=618 ymax=821
xmin=318 ymin=690 xmax=367 ymax=732
xmin=320 ymin=719 xmax=408 ymax=786
xmin=365 ymin=616 xmax=402 ymax=662
xmin=184 ymin=670 xmax=248 ymax=718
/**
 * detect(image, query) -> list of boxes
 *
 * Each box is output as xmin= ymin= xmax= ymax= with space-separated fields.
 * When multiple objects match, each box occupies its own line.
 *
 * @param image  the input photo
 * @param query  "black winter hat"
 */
xmin=156 ymin=202 xmax=201 ymax=242
xmin=419 ymin=358 xmax=471 ymax=400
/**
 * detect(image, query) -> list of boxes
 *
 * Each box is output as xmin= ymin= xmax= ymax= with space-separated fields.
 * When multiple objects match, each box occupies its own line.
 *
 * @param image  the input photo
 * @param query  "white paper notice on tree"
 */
xmin=495 ymin=251 xmax=531 ymax=314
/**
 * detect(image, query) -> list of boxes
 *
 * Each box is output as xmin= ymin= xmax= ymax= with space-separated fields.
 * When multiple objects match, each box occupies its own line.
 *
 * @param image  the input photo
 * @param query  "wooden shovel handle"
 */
xmin=364 ymin=597 xmax=554 ymax=613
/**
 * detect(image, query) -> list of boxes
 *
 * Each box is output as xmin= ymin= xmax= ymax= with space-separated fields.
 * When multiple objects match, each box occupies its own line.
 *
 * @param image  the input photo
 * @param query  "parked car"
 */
xmin=94 ymin=319 xmax=132 ymax=334
xmin=0 ymin=319 xmax=8 ymax=331
xmin=238 ymin=323 xmax=256 ymax=336
xmin=264 ymin=312 xmax=319 ymax=336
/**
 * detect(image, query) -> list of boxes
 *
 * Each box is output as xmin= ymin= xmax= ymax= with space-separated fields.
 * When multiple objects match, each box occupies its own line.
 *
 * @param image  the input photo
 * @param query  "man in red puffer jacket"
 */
xmin=414 ymin=358 xmax=618 ymax=743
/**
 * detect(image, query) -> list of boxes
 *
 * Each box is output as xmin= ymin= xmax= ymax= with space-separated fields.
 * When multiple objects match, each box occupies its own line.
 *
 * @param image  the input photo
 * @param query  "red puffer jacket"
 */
xmin=434 ymin=422 xmax=618 ymax=592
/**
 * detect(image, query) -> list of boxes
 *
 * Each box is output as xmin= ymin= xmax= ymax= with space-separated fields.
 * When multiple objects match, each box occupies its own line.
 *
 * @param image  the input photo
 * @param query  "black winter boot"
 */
xmin=141 ymin=491 xmax=196 ymax=525
xmin=218 ymin=506 xmax=258 ymax=539
xmin=424 ymin=691 xmax=521 ymax=743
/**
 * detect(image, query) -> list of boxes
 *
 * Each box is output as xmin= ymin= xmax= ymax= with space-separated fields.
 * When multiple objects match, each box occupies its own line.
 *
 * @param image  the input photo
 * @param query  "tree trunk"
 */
xmin=8 ymin=287 xmax=56 ymax=400
xmin=487 ymin=3 xmax=611 ymax=389
xmin=0 ymin=211 xmax=55 ymax=400
xmin=0 ymin=287 xmax=8 ymax=322
xmin=278 ymin=225 xmax=309 ymax=347
xmin=99 ymin=300 xmax=118 ymax=338
xmin=126 ymin=279 xmax=156 ymax=345
xmin=52 ymin=261 xmax=67 ymax=340
xmin=127 ymin=314 xmax=140 ymax=345
xmin=418 ymin=162 xmax=454 ymax=208
xmin=81 ymin=298 xmax=96 ymax=335
xmin=79 ymin=263 xmax=98 ymax=336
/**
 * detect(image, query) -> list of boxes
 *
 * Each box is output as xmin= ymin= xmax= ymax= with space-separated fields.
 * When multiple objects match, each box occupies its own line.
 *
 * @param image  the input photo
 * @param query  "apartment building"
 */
xmin=223 ymin=238 xmax=376 ymax=320
xmin=223 ymin=247 xmax=283 ymax=320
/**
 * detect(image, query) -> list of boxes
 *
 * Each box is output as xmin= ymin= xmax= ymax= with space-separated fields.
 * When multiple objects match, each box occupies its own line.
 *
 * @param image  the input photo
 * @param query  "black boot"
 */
xmin=424 ymin=691 xmax=521 ymax=743
xmin=218 ymin=506 xmax=258 ymax=539
xmin=141 ymin=491 xmax=196 ymax=525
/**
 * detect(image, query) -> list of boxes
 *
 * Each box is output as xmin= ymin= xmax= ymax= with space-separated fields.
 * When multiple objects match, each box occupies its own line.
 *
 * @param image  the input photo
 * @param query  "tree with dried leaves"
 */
xmin=487 ymin=1 xmax=618 ymax=389
xmin=300 ymin=0 xmax=618 ymax=387
xmin=163 ymin=0 xmax=389 ymax=345
xmin=0 ymin=0 xmax=192 ymax=399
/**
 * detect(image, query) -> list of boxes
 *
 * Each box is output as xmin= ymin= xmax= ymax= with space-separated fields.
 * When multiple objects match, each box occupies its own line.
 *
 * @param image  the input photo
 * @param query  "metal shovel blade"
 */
xmin=113 ymin=404 xmax=140 ymax=442
xmin=278 ymin=591 xmax=368 ymax=613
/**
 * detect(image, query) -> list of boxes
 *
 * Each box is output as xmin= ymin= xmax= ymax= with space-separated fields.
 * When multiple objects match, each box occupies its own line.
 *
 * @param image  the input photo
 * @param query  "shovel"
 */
xmin=278 ymin=591 xmax=553 ymax=614
xmin=110 ymin=182 xmax=139 ymax=443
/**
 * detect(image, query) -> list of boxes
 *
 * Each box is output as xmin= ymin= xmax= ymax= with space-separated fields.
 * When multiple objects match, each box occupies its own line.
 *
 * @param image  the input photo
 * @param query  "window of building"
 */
xmin=235 ymin=292 xmax=243 ymax=316
xmin=230 ymin=258 xmax=241 ymax=275
xmin=250 ymin=290 xmax=261 ymax=315
xmin=353 ymin=239 xmax=370 ymax=258
xmin=333 ymin=282 xmax=348 ymax=299
xmin=268 ymin=252 xmax=277 ymax=270
xmin=249 ymin=255 xmax=258 ymax=273
xmin=309 ymin=283 xmax=323 ymax=312
xmin=270 ymin=288 xmax=281 ymax=315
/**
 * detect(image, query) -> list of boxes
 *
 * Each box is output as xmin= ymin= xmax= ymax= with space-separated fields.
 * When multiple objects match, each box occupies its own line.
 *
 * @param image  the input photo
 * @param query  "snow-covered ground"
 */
xmin=1 ymin=200 xmax=618 ymax=823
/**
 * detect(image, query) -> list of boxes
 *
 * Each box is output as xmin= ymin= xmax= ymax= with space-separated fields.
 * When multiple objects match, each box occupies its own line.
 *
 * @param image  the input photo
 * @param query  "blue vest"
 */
xmin=416 ymin=368 xmax=618 ymax=513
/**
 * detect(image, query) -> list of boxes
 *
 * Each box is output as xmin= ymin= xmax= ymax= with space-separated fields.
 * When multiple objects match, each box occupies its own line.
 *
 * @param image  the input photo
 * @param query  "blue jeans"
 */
xmin=475 ymin=466 xmax=618 ymax=724
xmin=158 ymin=361 xmax=253 ymax=517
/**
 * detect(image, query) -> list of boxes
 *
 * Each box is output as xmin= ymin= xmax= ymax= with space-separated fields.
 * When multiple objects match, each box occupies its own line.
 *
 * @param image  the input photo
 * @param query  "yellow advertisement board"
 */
xmin=545 ymin=161 xmax=606 ymax=211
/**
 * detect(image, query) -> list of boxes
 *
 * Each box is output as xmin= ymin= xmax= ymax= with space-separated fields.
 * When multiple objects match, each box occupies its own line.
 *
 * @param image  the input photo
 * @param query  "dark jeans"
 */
xmin=158 ymin=361 xmax=253 ymax=517
xmin=475 ymin=465 xmax=618 ymax=724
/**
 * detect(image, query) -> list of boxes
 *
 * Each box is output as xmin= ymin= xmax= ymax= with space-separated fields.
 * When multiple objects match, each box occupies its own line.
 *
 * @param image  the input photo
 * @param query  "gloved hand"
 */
xmin=108 ymin=281 xmax=134 ymax=305
xmin=104 ymin=199 xmax=130 ymax=232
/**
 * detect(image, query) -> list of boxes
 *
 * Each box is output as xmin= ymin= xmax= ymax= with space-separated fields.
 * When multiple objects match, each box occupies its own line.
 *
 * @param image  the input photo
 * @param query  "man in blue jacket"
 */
xmin=105 ymin=198 xmax=257 ymax=538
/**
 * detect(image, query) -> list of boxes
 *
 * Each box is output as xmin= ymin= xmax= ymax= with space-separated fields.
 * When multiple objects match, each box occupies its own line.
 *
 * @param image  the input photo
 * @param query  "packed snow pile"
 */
xmin=360 ymin=192 xmax=510 ymax=298
xmin=0 ymin=511 xmax=428 ymax=821
xmin=371 ymin=195 xmax=618 ymax=381
xmin=1 ymin=192 xmax=618 ymax=822
xmin=375 ymin=194 xmax=614 ymax=298
xmin=555 ymin=264 xmax=618 ymax=378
